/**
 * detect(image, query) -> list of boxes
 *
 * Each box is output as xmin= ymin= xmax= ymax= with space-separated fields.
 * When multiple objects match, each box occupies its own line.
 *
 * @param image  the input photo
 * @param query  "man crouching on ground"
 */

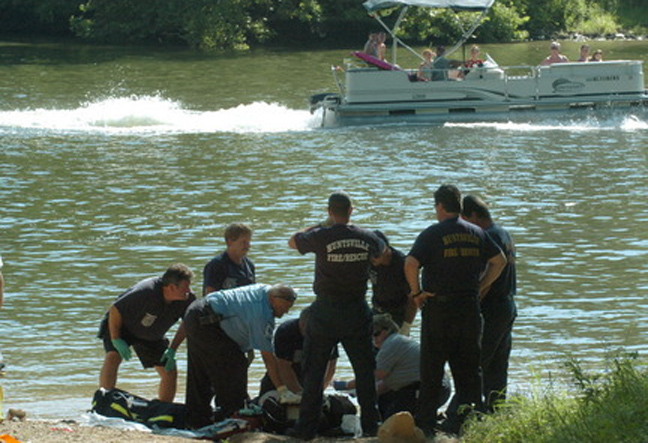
xmin=184 ymin=283 xmax=297 ymax=429
xmin=98 ymin=263 xmax=195 ymax=403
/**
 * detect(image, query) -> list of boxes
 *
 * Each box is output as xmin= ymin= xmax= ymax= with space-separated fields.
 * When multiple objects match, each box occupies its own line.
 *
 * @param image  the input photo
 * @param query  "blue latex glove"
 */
xmin=111 ymin=338 xmax=132 ymax=361
xmin=332 ymin=380 xmax=348 ymax=391
xmin=160 ymin=348 xmax=177 ymax=372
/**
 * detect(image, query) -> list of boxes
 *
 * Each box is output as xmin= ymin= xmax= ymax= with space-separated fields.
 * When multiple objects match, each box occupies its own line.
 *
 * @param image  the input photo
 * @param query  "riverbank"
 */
xmin=0 ymin=419 xmax=461 ymax=442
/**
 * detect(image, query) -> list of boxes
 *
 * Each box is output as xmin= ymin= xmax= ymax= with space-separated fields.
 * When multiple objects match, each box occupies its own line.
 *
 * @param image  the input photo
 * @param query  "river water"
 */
xmin=0 ymin=39 xmax=647 ymax=419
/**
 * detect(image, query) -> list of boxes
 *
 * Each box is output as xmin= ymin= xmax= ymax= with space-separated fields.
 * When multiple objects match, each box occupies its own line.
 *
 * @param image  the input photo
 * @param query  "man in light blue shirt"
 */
xmin=184 ymin=283 xmax=297 ymax=429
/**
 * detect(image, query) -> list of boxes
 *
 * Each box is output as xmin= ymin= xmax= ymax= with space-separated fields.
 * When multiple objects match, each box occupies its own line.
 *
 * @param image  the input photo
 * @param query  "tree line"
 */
xmin=0 ymin=0 xmax=646 ymax=50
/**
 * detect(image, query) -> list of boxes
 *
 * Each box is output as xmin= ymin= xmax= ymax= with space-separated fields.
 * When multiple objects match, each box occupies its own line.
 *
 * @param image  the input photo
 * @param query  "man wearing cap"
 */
xmin=288 ymin=191 xmax=386 ymax=440
xmin=404 ymin=184 xmax=506 ymax=435
xmin=369 ymin=231 xmax=417 ymax=335
xmin=461 ymin=195 xmax=517 ymax=412
xmin=540 ymin=41 xmax=569 ymax=65
xmin=97 ymin=263 xmax=196 ymax=403
xmin=183 ymin=283 xmax=297 ymax=429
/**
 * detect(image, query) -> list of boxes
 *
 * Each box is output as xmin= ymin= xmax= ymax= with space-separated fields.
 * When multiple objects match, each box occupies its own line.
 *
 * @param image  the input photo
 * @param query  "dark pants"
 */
xmin=184 ymin=298 xmax=248 ymax=429
xmin=481 ymin=296 xmax=516 ymax=410
xmin=296 ymin=297 xmax=379 ymax=438
xmin=416 ymin=296 xmax=483 ymax=433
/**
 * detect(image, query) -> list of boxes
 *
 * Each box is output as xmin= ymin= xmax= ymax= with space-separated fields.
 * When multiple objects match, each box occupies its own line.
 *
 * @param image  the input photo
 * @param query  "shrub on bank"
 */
xmin=461 ymin=351 xmax=648 ymax=442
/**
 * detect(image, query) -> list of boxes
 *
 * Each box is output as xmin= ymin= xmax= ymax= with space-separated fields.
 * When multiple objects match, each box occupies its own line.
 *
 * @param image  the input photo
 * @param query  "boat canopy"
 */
xmin=363 ymin=0 xmax=495 ymax=13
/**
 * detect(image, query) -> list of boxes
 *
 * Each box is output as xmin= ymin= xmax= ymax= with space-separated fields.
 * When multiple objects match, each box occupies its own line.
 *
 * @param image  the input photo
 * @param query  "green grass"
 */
xmin=460 ymin=351 xmax=648 ymax=443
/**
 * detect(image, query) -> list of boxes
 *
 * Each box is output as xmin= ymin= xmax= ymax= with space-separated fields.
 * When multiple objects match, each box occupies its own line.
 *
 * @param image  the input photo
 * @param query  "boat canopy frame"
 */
xmin=362 ymin=0 xmax=494 ymax=65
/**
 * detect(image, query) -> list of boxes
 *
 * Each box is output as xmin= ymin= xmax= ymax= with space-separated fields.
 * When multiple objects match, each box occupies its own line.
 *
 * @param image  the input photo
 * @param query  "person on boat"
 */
xmin=332 ymin=313 xmax=451 ymax=421
xmin=258 ymin=305 xmax=338 ymax=399
xmin=590 ymin=49 xmax=603 ymax=62
xmin=287 ymin=191 xmax=386 ymax=440
xmin=404 ymin=184 xmax=506 ymax=435
xmin=577 ymin=44 xmax=590 ymax=62
xmin=376 ymin=31 xmax=387 ymax=61
xmin=203 ymin=223 xmax=255 ymax=296
xmin=97 ymin=263 xmax=196 ymax=403
xmin=417 ymin=49 xmax=436 ymax=81
xmin=363 ymin=32 xmax=379 ymax=58
xmin=369 ymin=230 xmax=417 ymax=335
xmin=540 ymin=41 xmax=569 ymax=65
xmin=183 ymin=283 xmax=297 ymax=429
xmin=432 ymin=45 xmax=463 ymax=80
xmin=461 ymin=195 xmax=517 ymax=413
xmin=464 ymin=45 xmax=485 ymax=68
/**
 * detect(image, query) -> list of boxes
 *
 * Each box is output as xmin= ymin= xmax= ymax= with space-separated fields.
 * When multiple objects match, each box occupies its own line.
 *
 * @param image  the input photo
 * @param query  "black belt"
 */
xmin=199 ymin=299 xmax=223 ymax=326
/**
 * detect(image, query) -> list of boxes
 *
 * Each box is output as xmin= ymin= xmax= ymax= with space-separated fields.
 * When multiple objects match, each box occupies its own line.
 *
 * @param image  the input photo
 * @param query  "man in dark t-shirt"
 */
xmin=462 ymin=195 xmax=517 ymax=412
xmin=288 ymin=191 xmax=385 ymax=440
xmin=203 ymin=223 xmax=255 ymax=295
xmin=369 ymin=230 xmax=417 ymax=334
xmin=259 ymin=306 xmax=338 ymax=397
xmin=97 ymin=263 xmax=196 ymax=403
xmin=404 ymin=185 xmax=506 ymax=435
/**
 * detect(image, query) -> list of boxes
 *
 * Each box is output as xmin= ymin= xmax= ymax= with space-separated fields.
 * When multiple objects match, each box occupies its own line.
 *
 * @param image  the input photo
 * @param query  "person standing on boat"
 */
xmin=577 ymin=44 xmax=590 ymax=62
xmin=461 ymin=195 xmax=517 ymax=412
xmin=404 ymin=185 xmax=506 ymax=435
xmin=183 ymin=283 xmax=297 ymax=428
xmin=369 ymin=230 xmax=417 ymax=335
xmin=202 ymin=223 xmax=255 ymax=296
xmin=97 ymin=263 xmax=196 ymax=403
xmin=287 ymin=191 xmax=386 ymax=440
xmin=540 ymin=41 xmax=569 ymax=65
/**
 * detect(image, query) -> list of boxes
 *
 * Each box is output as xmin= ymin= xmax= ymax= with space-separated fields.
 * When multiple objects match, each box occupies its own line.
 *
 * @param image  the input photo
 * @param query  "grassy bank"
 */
xmin=461 ymin=352 xmax=648 ymax=442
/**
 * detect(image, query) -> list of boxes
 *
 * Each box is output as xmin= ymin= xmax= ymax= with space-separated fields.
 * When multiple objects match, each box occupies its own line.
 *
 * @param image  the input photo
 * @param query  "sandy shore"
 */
xmin=0 ymin=419 xmax=380 ymax=443
xmin=0 ymin=418 xmax=460 ymax=442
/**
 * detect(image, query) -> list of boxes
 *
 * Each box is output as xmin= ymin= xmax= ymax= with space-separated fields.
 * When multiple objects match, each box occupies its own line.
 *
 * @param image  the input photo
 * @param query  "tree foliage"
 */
xmin=0 ymin=0 xmax=646 ymax=49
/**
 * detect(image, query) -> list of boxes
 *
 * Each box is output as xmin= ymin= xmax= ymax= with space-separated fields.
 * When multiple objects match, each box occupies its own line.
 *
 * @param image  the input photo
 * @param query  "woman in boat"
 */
xmin=464 ymin=45 xmax=484 ymax=68
xmin=590 ymin=49 xmax=603 ymax=62
xmin=417 ymin=49 xmax=436 ymax=81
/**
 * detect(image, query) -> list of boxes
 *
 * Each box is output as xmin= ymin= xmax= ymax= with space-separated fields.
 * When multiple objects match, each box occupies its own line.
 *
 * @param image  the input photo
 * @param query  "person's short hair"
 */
xmin=580 ymin=44 xmax=590 ymax=50
xmin=436 ymin=45 xmax=446 ymax=55
xmin=373 ymin=313 xmax=399 ymax=336
xmin=462 ymin=195 xmax=492 ymax=221
xmin=422 ymin=49 xmax=434 ymax=58
xmin=550 ymin=41 xmax=561 ymax=50
xmin=269 ymin=284 xmax=297 ymax=302
xmin=224 ymin=223 xmax=252 ymax=243
xmin=162 ymin=263 xmax=194 ymax=286
xmin=470 ymin=45 xmax=480 ymax=53
xmin=328 ymin=191 xmax=352 ymax=217
xmin=434 ymin=184 xmax=461 ymax=213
